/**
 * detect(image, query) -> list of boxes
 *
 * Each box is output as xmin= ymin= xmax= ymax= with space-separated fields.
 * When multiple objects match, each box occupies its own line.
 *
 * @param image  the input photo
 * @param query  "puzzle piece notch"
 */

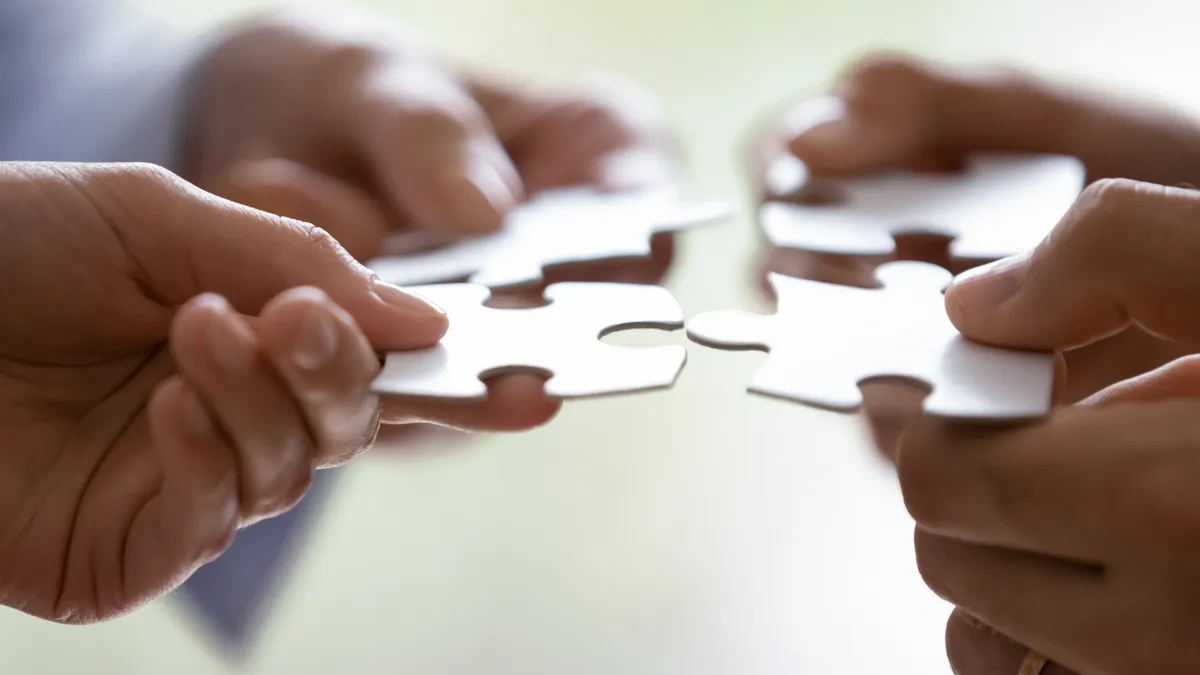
xmin=686 ymin=262 xmax=1054 ymax=421
xmin=368 ymin=186 xmax=732 ymax=289
xmin=761 ymin=153 xmax=1085 ymax=261
xmin=372 ymin=281 xmax=688 ymax=401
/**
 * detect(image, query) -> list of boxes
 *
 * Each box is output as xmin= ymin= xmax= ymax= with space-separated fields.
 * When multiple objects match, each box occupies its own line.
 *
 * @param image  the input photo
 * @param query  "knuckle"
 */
xmin=1068 ymin=177 xmax=1144 ymax=240
xmin=287 ymin=218 xmax=361 ymax=269
xmin=246 ymin=461 xmax=314 ymax=521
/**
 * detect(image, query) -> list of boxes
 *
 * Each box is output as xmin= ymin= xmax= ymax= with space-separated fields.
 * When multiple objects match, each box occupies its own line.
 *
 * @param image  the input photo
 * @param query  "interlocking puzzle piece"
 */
xmin=371 ymin=282 xmax=687 ymax=400
xmin=368 ymin=186 xmax=731 ymax=289
xmin=686 ymin=261 xmax=1054 ymax=420
xmin=761 ymin=153 xmax=1085 ymax=261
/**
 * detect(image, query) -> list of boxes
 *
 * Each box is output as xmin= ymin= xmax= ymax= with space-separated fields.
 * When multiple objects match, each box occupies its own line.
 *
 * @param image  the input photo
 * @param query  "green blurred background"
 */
xmin=1 ymin=0 xmax=1193 ymax=672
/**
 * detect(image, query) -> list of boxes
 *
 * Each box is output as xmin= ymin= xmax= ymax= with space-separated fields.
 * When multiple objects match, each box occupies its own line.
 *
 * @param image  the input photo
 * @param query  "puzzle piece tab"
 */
xmin=686 ymin=261 xmax=1054 ymax=420
xmin=372 ymin=282 xmax=687 ymax=400
xmin=368 ymin=186 xmax=731 ymax=289
xmin=761 ymin=153 xmax=1085 ymax=261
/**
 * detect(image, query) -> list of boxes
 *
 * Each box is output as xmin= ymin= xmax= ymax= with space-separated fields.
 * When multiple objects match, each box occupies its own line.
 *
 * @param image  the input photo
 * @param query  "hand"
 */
xmin=0 ymin=163 xmax=558 ymax=625
xmin=183 ymin=3 xmax=677 ymax=267
xmin=749 ymin=53 xmax=1200 ymax=457
xmin=899 ymin=179 xmax=1200 ymax=675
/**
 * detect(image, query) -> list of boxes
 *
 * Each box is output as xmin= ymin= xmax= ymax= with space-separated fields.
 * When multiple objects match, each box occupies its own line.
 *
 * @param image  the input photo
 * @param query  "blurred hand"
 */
xmin=749 ymin=53 xmax=1200 ymax=456
xmin=0 ymin=163 xmax=558 ymax=625
xmin=184 ymin=3 xmax=678 ymax=270
xmin=900 ymin=179 xmax=1200 ymax=675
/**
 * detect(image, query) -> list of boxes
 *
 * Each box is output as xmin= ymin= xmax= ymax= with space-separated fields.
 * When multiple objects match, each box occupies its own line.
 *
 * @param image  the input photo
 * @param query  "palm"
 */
xmin=0 ymin=169 xmax=190 ymax=621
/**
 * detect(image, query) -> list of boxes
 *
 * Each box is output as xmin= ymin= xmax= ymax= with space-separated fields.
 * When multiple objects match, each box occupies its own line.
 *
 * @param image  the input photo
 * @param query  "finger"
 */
xmin=946 ymin=180 xmax=1200 ymax=351
xmin=382 ymin=373 xmax=561 ymax=432
xmin=223 ymin=158 xmax=393 ymax=261
xmin=347 ymin=62 xmax=522 ymax=234
xmin=170 ymin=293 xmax=315 ymax=525
xmin=945 ymin=609 xmax=1082 ymax=675
xmin=126 ymin=377 xmax=239 ymax=602
xmin=897 ymin=398 xmax=1200 ymax=560
xmin=916 ymin=529 xmax=1103 ymax=673
xmin=780 ymin=53 xmax=1142 ymax=180
xmin=256 ymin=287 xmax=382 ymax=468
xmin=1081 ymin=354 xmax=1200 ymax=407
xmin=755 ymin=54 xmax=961 ymax=194
xmin=78 ymin=163 xmax=449 ymax=352
xmin=470 ymin=78 xmax=677 ymax=195
xmin=1060 ymin=326 xmax=1197 ymax=404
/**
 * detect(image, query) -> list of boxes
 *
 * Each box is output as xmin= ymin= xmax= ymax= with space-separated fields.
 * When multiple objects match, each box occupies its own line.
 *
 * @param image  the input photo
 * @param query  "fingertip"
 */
xmin=944 ymin=610 xmax=1031 ymax=675
xmin=944 ymin=255 xmax=1029 ymax=340
xmin=361 ymin=279 xmax=450 ymax=349
xmin=481 ymin=374 xmax=564 ymax=430
xmin=431 ymin=151 xmax=523 ymax=236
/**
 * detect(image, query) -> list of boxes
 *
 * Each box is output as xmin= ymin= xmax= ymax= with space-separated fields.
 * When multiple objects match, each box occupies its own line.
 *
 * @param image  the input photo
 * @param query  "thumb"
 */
xmin=89 ymin=163 xmax=447 ymax=351
xmin=944 ymin=179 xmax=1200 ymax=352
xmin=782 ymin=55 xmax=954 ymax=177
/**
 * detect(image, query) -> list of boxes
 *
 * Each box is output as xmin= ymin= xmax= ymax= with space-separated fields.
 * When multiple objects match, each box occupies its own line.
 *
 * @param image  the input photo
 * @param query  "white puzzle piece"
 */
xmin=761 ymin=153 xmax=1086 ymax=261
xmin=686 ymin=261 xmax=1054 ymax=420
xmin=368 ymin=186 xmax=732 ymax=289
xmin=372 ymin=282 xmax=687 ymax=400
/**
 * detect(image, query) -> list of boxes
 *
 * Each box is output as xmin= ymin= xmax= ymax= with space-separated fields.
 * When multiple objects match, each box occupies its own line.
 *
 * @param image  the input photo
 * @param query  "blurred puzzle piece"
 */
xmin=372 ymin=282 xmax=686 ymax=400
xmin=687 ymin=261 xmax=1054 ymax=421
xmin=761 ymin=153 xmax=1085 ymax=262
xmin=368 ymin=186 xmax=731 ymax=289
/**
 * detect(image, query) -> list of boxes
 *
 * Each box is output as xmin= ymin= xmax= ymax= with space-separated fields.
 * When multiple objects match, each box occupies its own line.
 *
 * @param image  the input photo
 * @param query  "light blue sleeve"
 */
xmin=0 ymin=0 xmax=205 ymax=172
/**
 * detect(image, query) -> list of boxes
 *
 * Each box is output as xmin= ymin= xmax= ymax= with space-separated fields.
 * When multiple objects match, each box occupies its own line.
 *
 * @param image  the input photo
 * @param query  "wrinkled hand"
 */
xmin=750 ymin=53 xmax=1200 ymax=456
xmin=185 ymin=3 xmax=677 ymax=269
xmin=900 ymin=180 xmax=1200 ymax=675
xmin=0 ymin=163 xmax=558 ymax=625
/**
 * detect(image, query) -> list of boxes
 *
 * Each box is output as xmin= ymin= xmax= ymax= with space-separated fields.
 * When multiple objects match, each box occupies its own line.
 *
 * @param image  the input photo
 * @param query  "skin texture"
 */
xmin=183 ymin=3 xmax=679 ymax=265
xmin=751 ymin=53 xmax=1200 ymax=459
xmin=0 ymin=162 xmax=559 ymax=625
xmin=756 ymin=53 xmax=1200 ymax=673
xmin=0 ymin=4 xmax=688 ymax=626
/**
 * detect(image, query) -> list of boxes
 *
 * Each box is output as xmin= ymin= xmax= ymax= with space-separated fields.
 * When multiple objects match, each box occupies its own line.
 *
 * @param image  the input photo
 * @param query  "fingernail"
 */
xmin=180 ymin=386 xmax=214 ymax=440
xmin=292 ymin=304 xmax=339 ymax=371
xmin=199 ymin=295 xmax=256 ymax=373
xmin=948 ymin=253 xmax=1028 ymax=308
xmin=371 ymin=278 xmax=446 ymax=316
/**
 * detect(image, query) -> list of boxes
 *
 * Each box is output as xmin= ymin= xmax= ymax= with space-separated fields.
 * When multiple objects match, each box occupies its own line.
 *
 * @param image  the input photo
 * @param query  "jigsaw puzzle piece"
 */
xmin=686 ymin=263 xmax=1054 ymax=421
xmin=372 ymin=282 xmax=687 ymax=401
xmin=369 ymin=235 xmax=510 ymax=287
xmin=685 ymin=311 xmax=773 ymax=351
xmin=544 ymin=343 xmax=685 ymax=398
xmin=760 ymin=153 xmax=1084 ymax=261
xmin=924 ymin=338 xmax=1056 ymax=420
xmin=543 ymin=282 xmax=685 ymax=336
xmin=368 ymin=186 xmax=731 ymax=289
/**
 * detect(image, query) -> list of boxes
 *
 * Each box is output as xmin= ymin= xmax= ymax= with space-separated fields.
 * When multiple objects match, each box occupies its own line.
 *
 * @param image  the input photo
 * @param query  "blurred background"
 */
xmin=1 ymin=0 xmax=1195 ymax=673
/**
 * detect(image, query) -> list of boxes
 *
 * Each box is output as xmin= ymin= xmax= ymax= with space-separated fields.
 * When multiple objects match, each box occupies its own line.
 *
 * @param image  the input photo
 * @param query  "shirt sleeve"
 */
xmin=0 ymin=0 xmax=206 ymax=172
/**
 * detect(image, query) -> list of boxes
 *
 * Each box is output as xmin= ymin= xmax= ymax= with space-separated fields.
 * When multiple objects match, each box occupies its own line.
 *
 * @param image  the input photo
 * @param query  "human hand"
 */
xmin=899 ymin=179 xmax=1200 ymax=675
xmin=0 ymin=162 xmax=558 ymax=625
xmin=749 ymin=54 xmax=1200 ymax=457
xmin=183 ymin=3 xmax=677 ymax=274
